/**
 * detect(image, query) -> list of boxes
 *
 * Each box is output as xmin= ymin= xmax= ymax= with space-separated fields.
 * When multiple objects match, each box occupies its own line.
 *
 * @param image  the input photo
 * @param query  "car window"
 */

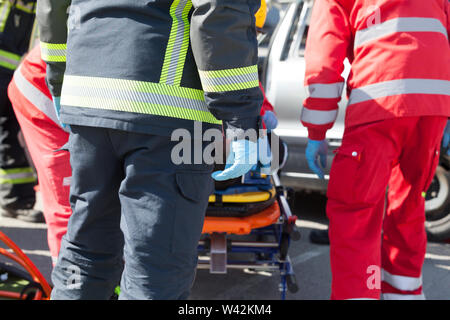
xmin=296 ymin=0 xmax=313 ymax=57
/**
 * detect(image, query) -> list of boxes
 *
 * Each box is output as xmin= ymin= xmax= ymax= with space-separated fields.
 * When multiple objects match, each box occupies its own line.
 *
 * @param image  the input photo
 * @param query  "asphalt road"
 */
xmin=1 ymin=191 xmax=450 ymax=300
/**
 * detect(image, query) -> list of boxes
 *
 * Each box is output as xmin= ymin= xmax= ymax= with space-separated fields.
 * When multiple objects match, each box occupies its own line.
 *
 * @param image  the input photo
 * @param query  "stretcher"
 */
xmin=0 ymin=231 xmax=52 ymax=300
xmin=198 ymin=138 xmax=301 ymax=300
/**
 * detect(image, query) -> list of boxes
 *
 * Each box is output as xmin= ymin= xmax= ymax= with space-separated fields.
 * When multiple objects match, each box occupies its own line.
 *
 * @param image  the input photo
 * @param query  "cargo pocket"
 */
xmin=423 ymin=146 xmax=440 ymax=192
xmin=172 ymin=169 xmax=214 ymax=254
xmin=326 ymin=145 xmax=364 ymax=203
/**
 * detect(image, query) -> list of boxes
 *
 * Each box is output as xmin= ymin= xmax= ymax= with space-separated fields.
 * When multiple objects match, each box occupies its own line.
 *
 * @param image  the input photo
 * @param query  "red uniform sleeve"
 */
xmin=301 ymin=0 xmax=351 ymax=140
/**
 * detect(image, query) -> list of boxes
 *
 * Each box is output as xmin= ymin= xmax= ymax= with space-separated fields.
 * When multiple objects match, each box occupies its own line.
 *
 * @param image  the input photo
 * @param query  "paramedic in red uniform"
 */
xmin=301 ymin=0 xmax=450 ymax=299
xmin=8 ymin=45 xmax=71 ymax=266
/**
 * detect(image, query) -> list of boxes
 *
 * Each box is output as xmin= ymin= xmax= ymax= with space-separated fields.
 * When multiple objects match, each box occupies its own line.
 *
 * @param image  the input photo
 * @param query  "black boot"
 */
xmin=309 ymin=228 xmax=330 ymax=245
xmin=1 ymin=207 xmax=45 ymax=223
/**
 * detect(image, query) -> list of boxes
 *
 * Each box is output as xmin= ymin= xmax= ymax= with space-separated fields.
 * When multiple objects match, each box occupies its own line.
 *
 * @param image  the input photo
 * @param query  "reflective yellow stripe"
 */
xmin=40 ymin=42 xmax=67 ymax=62
xmin=0 ymin=49 xmax=21 ymax=70
xmin=61 ymin=75 xmax=222 ymax=124
xmin=15 ymin=0 xmax=36 ymax=14
xmin=0 ymin=167 xmax=36 ymax=185
xmin=199 ymin=65 xmax=260 ymax=92
xmin=160 ymin=0 xmax=193 ymax=86
xmin=0 ymin=1 xmax=11 ymax=32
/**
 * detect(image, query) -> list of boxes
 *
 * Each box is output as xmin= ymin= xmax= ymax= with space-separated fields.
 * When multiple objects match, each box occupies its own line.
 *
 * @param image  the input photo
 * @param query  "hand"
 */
xmin=443 ymin=120 xmax=450 ymax=156
xmin=52 ymin=96 xmax=69 ymax=129
xmin=305 ymin=139 xmax=328 ymax=179
xmin=212 ymin=139 xmax=258 ymax=181
xmin=262 ymin=111 xmax=278 ymax=131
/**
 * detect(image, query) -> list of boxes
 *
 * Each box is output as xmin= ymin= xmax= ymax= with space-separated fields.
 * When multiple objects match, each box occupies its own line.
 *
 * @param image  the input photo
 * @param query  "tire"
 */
xmin=425 ymin=166 xmax=450 ymax=242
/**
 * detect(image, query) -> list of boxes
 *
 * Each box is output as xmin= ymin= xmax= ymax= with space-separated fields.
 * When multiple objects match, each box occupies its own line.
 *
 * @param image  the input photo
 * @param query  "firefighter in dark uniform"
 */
xmin=37 ymin=0 xmax=264 ymax=299
xmin=0 ymin=0 xmax=42 ymax=223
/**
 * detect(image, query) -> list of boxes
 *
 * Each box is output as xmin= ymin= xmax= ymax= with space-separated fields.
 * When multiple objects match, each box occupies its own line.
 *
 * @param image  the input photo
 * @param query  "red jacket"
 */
xmin=10 ymin=45 xmax=64 ymax=130
xmin=302 ymin=0 xmax=450 ymax=140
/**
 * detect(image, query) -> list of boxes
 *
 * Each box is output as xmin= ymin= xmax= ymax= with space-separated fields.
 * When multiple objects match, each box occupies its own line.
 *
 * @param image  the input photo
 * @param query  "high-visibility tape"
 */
xmin=0 ymin=49 xmax=21 ymax=70
xmin=198 ymin=65 xmax=260 ymax=93
xmin=40 ymin=42 xmax=67 ymax=63
xmin=382 ymin=293 xmax=425 ymax=300
xmin=0 ymin=167 xmax=36 ymax=185
xmin=13 ymin=66 xmax=65 ymax=129
xmin=0 ymin=1 xmax=36 ymax=32
xmin=355 ymin=17 xmax=448 ymax=49
xmin=0 ymin=1 xmax=11 ymax=32
xmin=61 ymin=75 xmax=222 ymax=124
xmin=305 ymin=82 xmax=345 ymax=99
xmin=348 ymin=78 xmax=450 ymax=105
xmin=15 ymin=0 xmax=36 ymax=14
xmin=160 ymin=0 xmax=192 ymax=86
xmin=301 ymin=106 xmax=338 ymax=125
xmin=382 ymin=269 xmax=423 ymax=292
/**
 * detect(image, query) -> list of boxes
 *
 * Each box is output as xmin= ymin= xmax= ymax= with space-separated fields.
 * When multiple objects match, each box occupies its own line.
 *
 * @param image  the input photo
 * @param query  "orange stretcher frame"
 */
xmin=0 ymin=231 xmax=52 ymax=300
xmin=202 ymin=201 xmax=281 ymax=235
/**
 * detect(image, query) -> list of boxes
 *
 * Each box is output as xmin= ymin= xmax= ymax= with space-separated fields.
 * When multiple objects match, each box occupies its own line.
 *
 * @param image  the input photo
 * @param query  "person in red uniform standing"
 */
xmin=7 ymin=45 xmax=71 ymax=266
xmin=301 ymin=0 xmax=450 ymax=299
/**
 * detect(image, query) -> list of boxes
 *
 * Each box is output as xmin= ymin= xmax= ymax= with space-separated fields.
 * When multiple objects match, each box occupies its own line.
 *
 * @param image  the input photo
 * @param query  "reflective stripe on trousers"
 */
xmin=0 ymin=167 xmax=36 ymax=184
xmin=381 ymin=269 xmax=423 ymax=292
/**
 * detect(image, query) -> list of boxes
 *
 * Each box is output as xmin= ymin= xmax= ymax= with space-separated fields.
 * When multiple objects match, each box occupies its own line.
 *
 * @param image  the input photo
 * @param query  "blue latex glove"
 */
xmin=305 ymin=139 xmax=328 ymax=179
xmin=212 ymin=139 xmax=258 ymax=181
xmin=249 ymin=135 xmax=272 ymax=174
xmin=443 ymin=120 xmax=450 ymax=156
xmin=258 ymin=135 xmax=272 ymax=174
xmin=262 ymin=111 xmax=278 ymax=131
xmin=52 ymin=96 xmax=69 ymax=129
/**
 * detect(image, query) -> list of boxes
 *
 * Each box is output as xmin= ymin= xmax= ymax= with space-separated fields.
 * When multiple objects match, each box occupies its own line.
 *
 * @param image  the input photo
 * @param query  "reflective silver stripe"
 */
xmin=301 ymin=106 xmax=338 ymax=125
xmin=382 ymin=293 xmax=425 ymax=300
xmin=382 ymin=269 xmax=423 ymax=291
xmin=0 ymin=54 xmax=20 ymax=69
xmin=60 ymin=75 xmax=222 ymax=124
xmin=305 ymin=82 xmax=345 ymax=99
xmin=13 ymin=66 xmax=64 ymax=128
xmin=160 ymin=0 xmax=192 ymax=86
xmin=348 ymin=79 xmax=450 ymax=105
xmin=40 ymin=47 xmax=66 ymax=59
xmin=0 ymin=172 xmax=34 ymax=180
xmin=355 ymin=17 xmax=448 ymax=49
xmin=62 ymin=86 xmax=209 ymax=113
xmin=200 ymin=72 xmax=259 ymax=90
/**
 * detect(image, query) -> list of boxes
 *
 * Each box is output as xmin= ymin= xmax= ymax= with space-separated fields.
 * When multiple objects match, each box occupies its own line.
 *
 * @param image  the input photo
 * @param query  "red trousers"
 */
xmin=8 ymin=77 xmax=71 ymax=265
xmin=326 ymin=116 xmax=447 ymax=300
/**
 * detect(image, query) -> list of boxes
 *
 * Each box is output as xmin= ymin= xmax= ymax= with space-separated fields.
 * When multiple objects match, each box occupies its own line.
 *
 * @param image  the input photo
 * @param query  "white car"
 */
xmin=260 ymin=0 xmax=450 ymax=241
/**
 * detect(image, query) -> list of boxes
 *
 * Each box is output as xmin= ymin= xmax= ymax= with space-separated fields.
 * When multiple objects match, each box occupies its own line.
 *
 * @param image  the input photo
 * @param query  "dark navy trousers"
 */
xmin=50 ymin=125 xmax=214 ymax=300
